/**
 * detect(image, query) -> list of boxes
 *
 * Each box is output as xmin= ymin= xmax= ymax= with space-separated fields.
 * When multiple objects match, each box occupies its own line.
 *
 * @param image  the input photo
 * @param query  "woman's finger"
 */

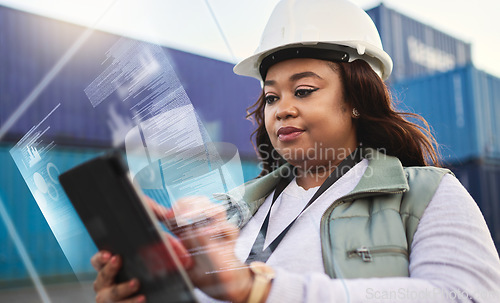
xmin=91 ymin=251 xmax=112 ymax=271
xmin=172 ymin=197 xmax=226 ymax=225
xmin=95 ymin=280 xmax=144 ymax=303
xmin=165 ymin=233 xmax=194 ymax=269
xmin=211 ymin=221 xmax=239 ymax=242
xmin=93 ymin=255 xmax=122 ymax=292
xmin=116 ymin=294 xmax=146 ymax=303
xmin=143 ymin=195 xmax=173 ymax=223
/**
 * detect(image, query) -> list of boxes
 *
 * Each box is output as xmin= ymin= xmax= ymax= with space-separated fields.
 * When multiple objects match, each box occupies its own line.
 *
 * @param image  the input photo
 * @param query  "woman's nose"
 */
xmin=275 ymin=97 xmax=298 ymax=120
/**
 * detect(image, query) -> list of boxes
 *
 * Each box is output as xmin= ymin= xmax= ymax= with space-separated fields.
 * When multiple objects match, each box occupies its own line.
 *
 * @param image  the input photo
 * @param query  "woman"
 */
xmin=92 ymin=0 xmax=500 ymax=302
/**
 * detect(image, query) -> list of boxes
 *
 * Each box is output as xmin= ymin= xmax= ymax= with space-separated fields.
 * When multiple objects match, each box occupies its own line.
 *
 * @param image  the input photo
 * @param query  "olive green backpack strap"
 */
xmin=401 ymin=167 xmax=453 ymax=253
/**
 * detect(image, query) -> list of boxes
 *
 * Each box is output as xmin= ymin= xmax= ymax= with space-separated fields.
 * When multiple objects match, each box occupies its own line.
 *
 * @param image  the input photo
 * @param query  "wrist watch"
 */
xmin=247 ymin=261 xmax=275 ymax=303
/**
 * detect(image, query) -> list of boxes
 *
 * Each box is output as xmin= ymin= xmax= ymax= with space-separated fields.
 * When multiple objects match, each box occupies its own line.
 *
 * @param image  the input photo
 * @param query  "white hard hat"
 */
xmin=233 ymin=0 xmax=393 ymax=81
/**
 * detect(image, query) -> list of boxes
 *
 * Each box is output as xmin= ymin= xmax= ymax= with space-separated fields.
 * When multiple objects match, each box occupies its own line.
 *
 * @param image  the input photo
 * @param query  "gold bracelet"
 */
xmin=247 ymin=262 xmax=275 ymax=303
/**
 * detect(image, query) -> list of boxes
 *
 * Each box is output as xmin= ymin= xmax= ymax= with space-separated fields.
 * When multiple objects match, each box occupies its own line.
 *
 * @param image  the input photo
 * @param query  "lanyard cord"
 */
xmin=245 ymin=149 xmax=362 ymax=264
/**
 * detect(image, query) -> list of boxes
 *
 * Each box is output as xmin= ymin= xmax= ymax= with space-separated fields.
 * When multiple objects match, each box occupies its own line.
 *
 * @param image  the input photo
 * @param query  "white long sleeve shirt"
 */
xmin=198 ymin=159 xmax=500 ymax=302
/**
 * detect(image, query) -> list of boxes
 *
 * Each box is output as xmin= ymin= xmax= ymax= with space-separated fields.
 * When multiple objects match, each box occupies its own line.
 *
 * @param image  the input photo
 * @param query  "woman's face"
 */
xmin=263 ymin=58 xmax=358 ymax=169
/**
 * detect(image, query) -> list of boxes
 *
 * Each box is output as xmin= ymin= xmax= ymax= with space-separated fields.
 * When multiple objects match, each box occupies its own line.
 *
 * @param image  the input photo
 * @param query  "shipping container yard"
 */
xmin=1 ymin=2 xmax=498 ymax=299
xmin=392 ymin=65 xmax=500 ymax=162
xmin=366 ymin=4 xmax=472 ymax=82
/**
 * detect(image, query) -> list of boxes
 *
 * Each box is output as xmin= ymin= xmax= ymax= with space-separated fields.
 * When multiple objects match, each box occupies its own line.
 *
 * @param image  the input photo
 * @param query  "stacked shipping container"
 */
xmin=368 ymin=4 xmax=499 ymax=252
xmin=0 ymin=5 xmax=261 ymax=156
xmin=0 ymin=2 xmax=498 ymax=286
xmin=392 ymin=66 xmax=500 ymax=162
xmin=366 ymin=4 xmax=472 ymax=82
xmin=0 ymin=5 xmax=263 ymax=283
xmin=391 ymin=67 xmax=500 ymax=251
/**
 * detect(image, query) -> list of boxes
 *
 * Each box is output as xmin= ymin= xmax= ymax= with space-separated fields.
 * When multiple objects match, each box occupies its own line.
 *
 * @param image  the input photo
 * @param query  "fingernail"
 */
xmin=129 ymin=279 xmax=137 ymax=288
xmin=111 ymin=256 xmax=118 ymax=264
xmin=137 ymin=295 xmax=146 ymax=303
xmin=101 ymin=252 xmax=111 ymax=261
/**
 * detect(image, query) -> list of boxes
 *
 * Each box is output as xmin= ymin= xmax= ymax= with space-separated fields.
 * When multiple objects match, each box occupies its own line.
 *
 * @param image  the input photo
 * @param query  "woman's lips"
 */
xmin=277 ymin=126 xmax=305 ymax=142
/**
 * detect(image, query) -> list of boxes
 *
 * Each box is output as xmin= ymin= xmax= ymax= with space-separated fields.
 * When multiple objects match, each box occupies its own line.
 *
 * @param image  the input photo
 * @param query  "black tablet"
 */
xmin=59 ymin=152 xmax=197 ymax=303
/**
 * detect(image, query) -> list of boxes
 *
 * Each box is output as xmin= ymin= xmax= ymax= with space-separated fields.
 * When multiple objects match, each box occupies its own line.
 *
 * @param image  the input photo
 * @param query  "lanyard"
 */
xmin=245 ymin=150 xmax=362 ymax=264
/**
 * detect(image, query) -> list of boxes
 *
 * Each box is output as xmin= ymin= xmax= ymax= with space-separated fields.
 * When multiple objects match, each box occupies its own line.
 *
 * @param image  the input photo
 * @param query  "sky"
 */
xmin=0 ymin=0 xmax=499 ymax=78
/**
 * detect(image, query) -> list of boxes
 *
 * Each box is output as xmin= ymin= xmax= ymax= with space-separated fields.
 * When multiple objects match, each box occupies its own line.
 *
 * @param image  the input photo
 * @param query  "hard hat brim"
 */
xmin=234 ymin=42 xmax=393 ymax=81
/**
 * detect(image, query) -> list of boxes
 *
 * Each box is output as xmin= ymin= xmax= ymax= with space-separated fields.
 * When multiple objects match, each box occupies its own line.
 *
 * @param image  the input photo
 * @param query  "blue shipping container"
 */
xmin=367 ymin=4 xmax=472 ymax=82
xmin=0 ymin=144 xmax=81 ymax=283
xmin=391 ymin=65 xmax=500 ymax=162
xmin=0 ymin=5 xmax=261 ymax=158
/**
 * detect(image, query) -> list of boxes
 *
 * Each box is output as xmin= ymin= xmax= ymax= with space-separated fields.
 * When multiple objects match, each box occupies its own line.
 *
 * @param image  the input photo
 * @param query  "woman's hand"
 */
xmin=90 ymin=196 xmax=256 ymax=303
xmin=89 ymin=197 xmax=192 ymax=303
xmin=90 ymin=251 xmax=145 ymax=303
xmin=169 ymin=196 xmax=254 ymax=303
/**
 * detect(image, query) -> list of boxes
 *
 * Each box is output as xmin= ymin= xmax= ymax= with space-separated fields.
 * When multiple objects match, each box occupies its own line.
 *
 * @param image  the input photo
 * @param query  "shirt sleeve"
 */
xmin=265 ymin=174 xmax=500 ymax=303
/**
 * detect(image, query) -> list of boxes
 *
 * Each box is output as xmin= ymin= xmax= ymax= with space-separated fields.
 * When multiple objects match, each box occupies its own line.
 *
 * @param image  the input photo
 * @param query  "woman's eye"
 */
xmin=265 ymin=95 xmax=279 ymax=104
xmin=295 ymin=88 xmax=318 ymax=98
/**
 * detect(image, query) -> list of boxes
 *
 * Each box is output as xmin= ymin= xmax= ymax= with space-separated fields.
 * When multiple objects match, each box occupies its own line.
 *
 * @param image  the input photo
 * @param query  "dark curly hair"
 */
xmin=246 ymin=59 xmax=440 ymax=176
